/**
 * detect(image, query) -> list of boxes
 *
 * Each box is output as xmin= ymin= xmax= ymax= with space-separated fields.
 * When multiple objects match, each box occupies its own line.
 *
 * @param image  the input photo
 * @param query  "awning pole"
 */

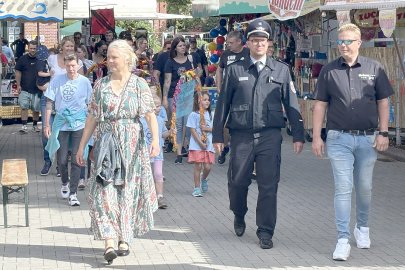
xmin=392 ymin=33 xmax=404 ymax=146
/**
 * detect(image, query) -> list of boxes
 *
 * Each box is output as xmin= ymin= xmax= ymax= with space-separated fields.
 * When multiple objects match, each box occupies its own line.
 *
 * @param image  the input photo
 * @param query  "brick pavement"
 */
xmin=0 ymin=124 xmax=404 ymax=270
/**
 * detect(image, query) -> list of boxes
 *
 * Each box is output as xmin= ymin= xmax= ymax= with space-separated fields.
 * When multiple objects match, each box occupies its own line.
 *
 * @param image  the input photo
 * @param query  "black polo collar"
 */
xmin=338 ymin=55 xmax=365 ymax=67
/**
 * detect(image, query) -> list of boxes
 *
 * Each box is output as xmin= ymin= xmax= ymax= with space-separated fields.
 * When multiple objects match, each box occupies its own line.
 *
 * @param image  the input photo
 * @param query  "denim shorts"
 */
xmin=19 ymin=91 xmax=41 ymax=111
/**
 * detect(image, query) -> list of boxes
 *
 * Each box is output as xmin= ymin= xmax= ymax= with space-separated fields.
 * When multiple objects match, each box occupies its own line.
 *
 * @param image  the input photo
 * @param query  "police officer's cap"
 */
xmin=246 ymin=19 xmax=272 ymax=39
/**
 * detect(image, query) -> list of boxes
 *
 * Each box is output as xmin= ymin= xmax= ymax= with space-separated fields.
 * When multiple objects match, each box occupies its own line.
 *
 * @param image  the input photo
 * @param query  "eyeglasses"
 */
xmin=249 ymin=39 xmax=268 ymax=45
xmin=336 ymin=39 xmax=358 ymax=46
xmin=74 ymin=36 xmax=81 ymax=39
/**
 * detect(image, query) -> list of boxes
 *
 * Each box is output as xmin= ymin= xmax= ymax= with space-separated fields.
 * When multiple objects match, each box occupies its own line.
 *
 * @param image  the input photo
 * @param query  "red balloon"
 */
xmin=214 ymin=50 xmax=223 ymax=57
xmin=216 ymin=36 xmax=225 ymax=45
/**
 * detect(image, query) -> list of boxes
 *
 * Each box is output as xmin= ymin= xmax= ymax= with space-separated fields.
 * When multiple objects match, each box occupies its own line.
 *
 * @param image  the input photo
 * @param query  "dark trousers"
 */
xmin=228 ymin=129 xmax=282 ymax=239
xmin=57 ymin=129 xmax=83 ymax=194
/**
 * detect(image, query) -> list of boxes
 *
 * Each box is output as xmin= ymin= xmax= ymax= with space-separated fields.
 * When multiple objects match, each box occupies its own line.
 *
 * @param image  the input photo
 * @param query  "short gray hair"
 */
xmin=107 ymin=39 xmax=137 ymax=70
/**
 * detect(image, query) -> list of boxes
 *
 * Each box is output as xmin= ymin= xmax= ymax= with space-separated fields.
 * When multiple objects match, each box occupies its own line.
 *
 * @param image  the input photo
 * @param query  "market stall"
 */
xmin=0 ymin=1 xmax=63 ymax=124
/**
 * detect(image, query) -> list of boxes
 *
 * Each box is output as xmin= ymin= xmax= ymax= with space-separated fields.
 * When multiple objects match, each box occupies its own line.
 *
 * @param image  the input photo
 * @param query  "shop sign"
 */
xmin=354 ymin=8 xmax=405 ymax=27
xmin=379 ymin=9 xmax=396 ymax=38
xmin=336 ymin=10 xmax=351 ymax=26
xmin=268 ymin=0 xmax=306 ymax=21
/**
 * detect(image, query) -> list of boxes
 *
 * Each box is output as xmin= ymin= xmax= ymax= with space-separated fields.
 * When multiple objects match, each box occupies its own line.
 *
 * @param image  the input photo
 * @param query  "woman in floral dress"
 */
xmin=77 ymin=40 xmax=159 ymax=264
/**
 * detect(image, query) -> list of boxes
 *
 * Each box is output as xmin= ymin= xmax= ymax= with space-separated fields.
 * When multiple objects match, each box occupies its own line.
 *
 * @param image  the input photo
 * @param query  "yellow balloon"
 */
xmin=208 ymin=42 xmax=216 ymax=52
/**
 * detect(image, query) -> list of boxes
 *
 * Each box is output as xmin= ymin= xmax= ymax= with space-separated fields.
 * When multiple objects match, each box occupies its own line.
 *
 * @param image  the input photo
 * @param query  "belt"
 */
xmin=334 ymin=129 xmax=376 ymax=136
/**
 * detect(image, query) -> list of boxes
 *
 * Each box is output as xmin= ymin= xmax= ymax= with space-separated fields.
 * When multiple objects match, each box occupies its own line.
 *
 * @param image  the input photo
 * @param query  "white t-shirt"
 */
xmin=186 ymin=111 xmax=214 ymax=153
xmin=48 ymin=54 xmax=83 ymax=79
xmin=45 ymin=74 xmax=92 ymax=131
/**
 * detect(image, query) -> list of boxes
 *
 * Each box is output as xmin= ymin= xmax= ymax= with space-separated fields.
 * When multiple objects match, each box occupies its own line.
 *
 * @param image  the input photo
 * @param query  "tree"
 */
xmin=159 ymin=0 xmax=219 ymax=32
xmin=116 ymin=20 xmax=161 ymax=53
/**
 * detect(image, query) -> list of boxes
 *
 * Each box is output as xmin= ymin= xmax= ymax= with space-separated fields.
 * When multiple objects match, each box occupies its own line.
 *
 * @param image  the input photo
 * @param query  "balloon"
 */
xmin=216 ymin=36 xmax=225 ymax=45
xmin=216 ymin=44 xmax=224 ymax=50
xmin=210 ymin=54 xmax=219 ymax=63
xmin=219 ymin=26 xmax=228 ymax=36
xmin=219 ymin=18 xmax=227 ymax=26
xmin=214 ymin=50 xmax=223 ymax=57
xmin=207 ymin=42 xmax=217 ymax=52
xmin=210 ymin=28 xmax=219 ymax=38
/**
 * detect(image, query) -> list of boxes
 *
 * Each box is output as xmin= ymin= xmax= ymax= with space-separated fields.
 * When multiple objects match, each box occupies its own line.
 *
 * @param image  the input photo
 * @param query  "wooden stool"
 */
xmin=1 ymin=159 xmax=29 ymax=228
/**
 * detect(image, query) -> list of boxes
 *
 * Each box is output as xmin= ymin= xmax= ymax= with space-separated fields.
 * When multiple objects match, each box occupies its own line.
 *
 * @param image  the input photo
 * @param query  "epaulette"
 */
xmin=276 ymin=58 xmax=290 ymax=67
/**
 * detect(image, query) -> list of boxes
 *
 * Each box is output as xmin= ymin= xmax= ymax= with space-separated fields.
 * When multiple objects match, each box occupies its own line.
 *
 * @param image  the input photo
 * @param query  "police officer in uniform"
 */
xmin=213 ymin=19 xmax=305 ymax=249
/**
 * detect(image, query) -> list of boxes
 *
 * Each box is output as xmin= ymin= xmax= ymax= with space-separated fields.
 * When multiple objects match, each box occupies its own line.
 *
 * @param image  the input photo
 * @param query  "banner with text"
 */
xmin=379 ymin=9 xmax=396 ymax=38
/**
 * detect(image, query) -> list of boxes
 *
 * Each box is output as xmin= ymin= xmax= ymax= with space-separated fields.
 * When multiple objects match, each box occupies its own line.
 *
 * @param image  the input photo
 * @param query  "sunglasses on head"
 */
xmin=336 ymin=39 xmax=358 ymax=45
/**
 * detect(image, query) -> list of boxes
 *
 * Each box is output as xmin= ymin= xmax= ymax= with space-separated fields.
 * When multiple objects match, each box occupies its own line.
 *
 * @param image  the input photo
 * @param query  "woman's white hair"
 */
xmin=107 ymin=39 xmax=137 ymax=70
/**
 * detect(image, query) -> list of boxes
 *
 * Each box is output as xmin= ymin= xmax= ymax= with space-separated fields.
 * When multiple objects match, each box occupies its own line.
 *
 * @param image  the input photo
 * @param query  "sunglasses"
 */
xmin=336 ymin=39 xmax=358 ymax=45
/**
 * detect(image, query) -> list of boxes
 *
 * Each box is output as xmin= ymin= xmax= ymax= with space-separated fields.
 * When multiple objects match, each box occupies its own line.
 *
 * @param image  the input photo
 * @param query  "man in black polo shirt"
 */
xmin=312 ymin=23 xmax=393 ymax=261
xmin=15 ymin=40 xmax=41 ymax=133
xmin=11 ymin=33 xmax=29 ymax=60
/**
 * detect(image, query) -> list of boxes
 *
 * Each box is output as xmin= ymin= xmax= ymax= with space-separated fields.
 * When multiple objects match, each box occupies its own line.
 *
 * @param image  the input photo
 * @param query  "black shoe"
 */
xmin=218 ymin=153 xmax=226 ymax=164
xmin=259 ymin=238 xmax=273 ymax=249
xmin=234 ymin=216 xmax=246 ymax=237
xmin=40 ymin=161 xmax=52 ymax=176
xmin=164 ymin=142 xmax=173 ymax=153
xmin=104 ymin=247 xmax=117 ymax=265
xmin=181 ymin=146 xmax=189 ymax=157
xmin=174 ymin=155 xmax=182 ymax=164
xmin=116 ymin=241 xmax=130 ymax=256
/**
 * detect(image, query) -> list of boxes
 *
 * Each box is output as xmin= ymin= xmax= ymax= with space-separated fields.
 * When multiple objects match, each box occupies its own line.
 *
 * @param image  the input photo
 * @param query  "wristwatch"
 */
xmin=378 ymin=131 xmax=389 ymax=137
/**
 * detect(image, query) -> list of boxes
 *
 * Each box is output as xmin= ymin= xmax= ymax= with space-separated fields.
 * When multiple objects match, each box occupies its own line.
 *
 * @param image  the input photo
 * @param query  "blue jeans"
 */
xmin=41 ymin=95 xmax=54 ymax=163
xmin=326 ymin=130 xmax=377 ymax=240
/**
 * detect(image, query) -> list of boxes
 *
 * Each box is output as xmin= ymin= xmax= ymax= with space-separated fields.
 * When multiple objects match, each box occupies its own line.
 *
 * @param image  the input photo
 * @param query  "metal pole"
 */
xmin=392 ymin=33 xmax=404 ymax=146
xmin=396 ymin=66 xmax=401 ymax=146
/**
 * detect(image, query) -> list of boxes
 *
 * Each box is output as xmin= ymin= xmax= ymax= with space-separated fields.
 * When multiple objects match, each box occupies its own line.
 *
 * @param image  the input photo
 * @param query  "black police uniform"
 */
xmin=213 ymin=20 xmax=304 ymax=241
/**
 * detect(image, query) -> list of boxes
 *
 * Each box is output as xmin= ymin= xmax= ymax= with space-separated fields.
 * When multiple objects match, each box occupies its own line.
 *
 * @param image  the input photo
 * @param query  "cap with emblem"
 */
xmin=246 ymin=19 xmax=272 ymax=40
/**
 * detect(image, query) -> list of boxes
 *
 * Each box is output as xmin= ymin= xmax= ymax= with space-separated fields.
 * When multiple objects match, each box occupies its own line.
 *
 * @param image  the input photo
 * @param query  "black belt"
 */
xmin=334 ymin=129 xmax=376 ymax=136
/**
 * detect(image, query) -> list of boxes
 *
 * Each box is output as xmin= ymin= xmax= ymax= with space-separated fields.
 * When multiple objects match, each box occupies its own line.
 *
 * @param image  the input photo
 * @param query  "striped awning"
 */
xmin=320 ymin=0 xmax=405 ymax=11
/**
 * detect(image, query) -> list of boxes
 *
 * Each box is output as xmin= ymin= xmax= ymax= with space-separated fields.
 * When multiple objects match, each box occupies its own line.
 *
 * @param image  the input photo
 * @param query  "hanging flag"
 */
xmin=91 ymin=8 xmax=115 ymax=35
xmin=336 ymin=10 xmax=351 ymax=27
xmin=379 ymin=8 xmax=396 ymax=38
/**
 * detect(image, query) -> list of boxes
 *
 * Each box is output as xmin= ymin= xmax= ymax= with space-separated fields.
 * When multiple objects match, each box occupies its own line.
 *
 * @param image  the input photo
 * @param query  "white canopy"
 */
xmin=64 ymin=0 xmax=192 ymax=20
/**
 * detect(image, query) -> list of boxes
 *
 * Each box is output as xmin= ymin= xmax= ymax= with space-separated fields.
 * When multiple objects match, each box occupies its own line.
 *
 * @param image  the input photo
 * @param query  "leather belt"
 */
xmin=335 ymin=129 xmax=376 ymax=136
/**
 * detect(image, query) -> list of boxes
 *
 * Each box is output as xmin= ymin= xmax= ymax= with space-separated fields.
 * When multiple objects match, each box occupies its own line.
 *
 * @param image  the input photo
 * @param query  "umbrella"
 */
xmin=0 ymin=0 xmax=63 ymax=23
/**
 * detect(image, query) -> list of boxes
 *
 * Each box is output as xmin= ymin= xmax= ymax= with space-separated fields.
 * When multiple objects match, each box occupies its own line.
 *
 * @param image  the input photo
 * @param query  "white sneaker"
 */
xmin=19 ymin=125 xmax=28 ymax=133
xmin=68 ymin=193 xmax=80 ymax=206
xmin=354 ymin=226 xmax=370 ymax=249
xmin=333 ymin=238 xmax=351 ymax=261
xmin=78 ymin=179 xmax=85 ymax=190
xmin=60 ymin=184 xmax=70 ymax=199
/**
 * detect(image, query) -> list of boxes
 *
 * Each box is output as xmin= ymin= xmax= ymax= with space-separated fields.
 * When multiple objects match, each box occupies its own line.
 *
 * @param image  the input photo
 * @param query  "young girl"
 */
xmin=140 ymin=95 xmax=171 ymax=209
xmin=186 ymin=91 xmax=215 ymax=197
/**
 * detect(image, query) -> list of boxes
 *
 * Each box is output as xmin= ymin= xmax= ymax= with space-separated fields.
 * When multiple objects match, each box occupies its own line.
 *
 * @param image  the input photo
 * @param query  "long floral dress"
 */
xmin=88 ymin=74 xmax=158 ymax=242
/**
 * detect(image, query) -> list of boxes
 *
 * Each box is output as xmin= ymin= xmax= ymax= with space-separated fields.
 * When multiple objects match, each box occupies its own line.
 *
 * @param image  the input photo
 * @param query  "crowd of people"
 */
xmin=8 ymin=19 xmax=393 ymax=264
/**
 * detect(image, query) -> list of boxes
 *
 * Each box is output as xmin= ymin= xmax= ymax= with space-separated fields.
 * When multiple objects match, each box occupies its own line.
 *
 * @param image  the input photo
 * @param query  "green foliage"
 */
xmin=116 ymin=20 xmax=161 ymax=53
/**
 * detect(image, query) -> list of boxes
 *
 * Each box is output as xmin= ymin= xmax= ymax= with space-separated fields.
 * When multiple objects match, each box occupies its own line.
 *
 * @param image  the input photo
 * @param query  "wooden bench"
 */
xmin=1 ymin=159 xmax=29 ymax=227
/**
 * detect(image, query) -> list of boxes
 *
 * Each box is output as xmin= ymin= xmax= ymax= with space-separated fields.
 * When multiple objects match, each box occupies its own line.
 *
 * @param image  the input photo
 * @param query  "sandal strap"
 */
xmin=104 ymin=247 xmax=115 ymax=255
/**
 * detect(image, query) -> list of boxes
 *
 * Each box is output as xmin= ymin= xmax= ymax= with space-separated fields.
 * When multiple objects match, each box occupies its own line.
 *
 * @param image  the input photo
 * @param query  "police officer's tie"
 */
xmin=255 ymin=61 xmax=263 ymax=73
